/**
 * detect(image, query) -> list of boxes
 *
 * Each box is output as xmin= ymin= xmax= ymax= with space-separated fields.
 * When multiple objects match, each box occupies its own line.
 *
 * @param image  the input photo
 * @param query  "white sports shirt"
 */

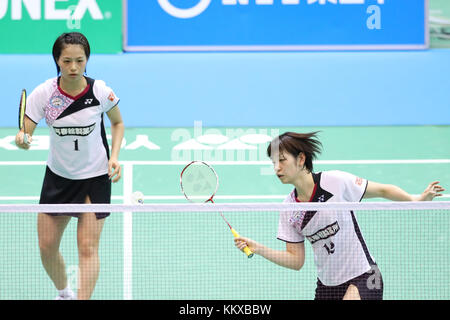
xmin=277 ymin=170 xmax=375 ymax=286
xmin=26 ymin=77 xmax=120 ymax=180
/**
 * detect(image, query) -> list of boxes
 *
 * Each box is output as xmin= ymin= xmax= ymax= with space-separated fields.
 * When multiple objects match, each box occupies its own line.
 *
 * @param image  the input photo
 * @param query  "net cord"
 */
xmin=0 ymin=201 xmax=449 ymax=213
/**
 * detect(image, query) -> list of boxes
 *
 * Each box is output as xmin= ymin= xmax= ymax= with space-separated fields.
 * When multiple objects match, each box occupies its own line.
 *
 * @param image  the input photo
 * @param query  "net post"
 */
xmin=122 ymin=162 xmax=133 ymax=300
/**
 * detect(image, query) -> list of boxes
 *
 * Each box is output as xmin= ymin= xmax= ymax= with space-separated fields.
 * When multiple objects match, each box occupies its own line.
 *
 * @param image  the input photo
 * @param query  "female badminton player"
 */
xmin=234 ymin=131 xmax=445 ymax=300
xmin=15 ymin=32 xmax=124 ymax=300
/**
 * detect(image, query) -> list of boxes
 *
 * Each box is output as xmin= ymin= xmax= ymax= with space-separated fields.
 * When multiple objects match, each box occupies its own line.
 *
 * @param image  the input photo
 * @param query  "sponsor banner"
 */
xmin=124 ymin=0 xmax=428 ymax=51
xmin=430 ymin=0 xmax=450 ymax=48
xmin=0 ymin=0 xmax=122 ymax=53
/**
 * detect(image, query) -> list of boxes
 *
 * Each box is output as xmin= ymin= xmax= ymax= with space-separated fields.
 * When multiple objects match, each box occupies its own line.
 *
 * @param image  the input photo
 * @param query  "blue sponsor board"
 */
xmin=124 ymin=0 xmax=428 ymax=51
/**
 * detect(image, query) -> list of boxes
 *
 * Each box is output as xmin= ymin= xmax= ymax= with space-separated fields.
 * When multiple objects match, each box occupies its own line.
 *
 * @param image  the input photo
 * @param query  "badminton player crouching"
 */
xmin=235 ymin=132 xmax=444 ymax=300
xmin=15 ymin=32 xmax=124 ymax=300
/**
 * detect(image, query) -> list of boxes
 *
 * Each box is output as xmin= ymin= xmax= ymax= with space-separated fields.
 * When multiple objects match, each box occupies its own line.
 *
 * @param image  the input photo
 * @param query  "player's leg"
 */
xmin=76 ymin=196 xmax=105 ymax=300
xmin=343 ymin=284 xmax=361 ymax=300
xmin=37 ymin=213 xmax=71 ymax=291
xmin=344 ymin=266 xmax=383 ymax=300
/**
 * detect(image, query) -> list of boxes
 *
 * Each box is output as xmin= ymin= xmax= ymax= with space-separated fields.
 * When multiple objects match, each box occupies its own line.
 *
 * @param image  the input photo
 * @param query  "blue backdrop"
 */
xmin=1 ymin=49 xmax=449 ymax=128
xmin=125 ymin=0 xmax=427 ymax=51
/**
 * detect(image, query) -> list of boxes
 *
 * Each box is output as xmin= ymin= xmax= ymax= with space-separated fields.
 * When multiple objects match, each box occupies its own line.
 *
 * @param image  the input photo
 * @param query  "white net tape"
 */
xmin=1 ymin=201 xmax=449 ymax=213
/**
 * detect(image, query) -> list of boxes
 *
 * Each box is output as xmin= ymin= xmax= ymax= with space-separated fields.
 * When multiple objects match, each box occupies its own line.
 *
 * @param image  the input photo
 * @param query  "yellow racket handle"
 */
xmin=230 ymin=228 xmax=254 ymax=258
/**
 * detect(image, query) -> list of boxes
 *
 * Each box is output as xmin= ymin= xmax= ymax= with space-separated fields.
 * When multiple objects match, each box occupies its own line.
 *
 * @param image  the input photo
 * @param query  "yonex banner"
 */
xmin=124 ymin=0 xmax=428 ymax=51
xmin=0 ymin=0 xmax=122 ymax=53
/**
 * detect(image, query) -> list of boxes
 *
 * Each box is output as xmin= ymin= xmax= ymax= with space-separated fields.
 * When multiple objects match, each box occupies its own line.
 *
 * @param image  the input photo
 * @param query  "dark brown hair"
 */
xmin=52 ymin=32 xmax=91 ymax=75
xmin=267 ymin=131 xmax=322 ymax=172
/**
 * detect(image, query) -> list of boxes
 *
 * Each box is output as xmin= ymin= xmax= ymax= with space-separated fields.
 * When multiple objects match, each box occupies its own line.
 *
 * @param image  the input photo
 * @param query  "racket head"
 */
xmin=180 ymin=161 xmax=219 ymax=203
xmin=18 ymin=89 xmax=27 ymax=130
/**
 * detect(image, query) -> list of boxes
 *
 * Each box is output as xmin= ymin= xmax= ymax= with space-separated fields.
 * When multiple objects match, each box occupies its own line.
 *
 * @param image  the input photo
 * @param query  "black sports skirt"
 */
xmin=314 ymin=265 xmax=383 ymax=300
xmin=39 ymin=166 xmax=111 ymax=219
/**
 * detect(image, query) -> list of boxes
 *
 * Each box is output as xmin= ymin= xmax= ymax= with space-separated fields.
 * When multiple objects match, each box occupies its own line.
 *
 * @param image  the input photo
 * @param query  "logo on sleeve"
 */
xmin=108 ymin=92 xmax=116 ymax=102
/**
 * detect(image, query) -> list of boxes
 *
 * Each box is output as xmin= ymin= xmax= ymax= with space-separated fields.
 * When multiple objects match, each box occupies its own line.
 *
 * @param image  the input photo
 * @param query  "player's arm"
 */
xmin=15 ymin=116 xmax=37 ymax=150
xmin=106 ymin=105 xmax=124 ymax=182
xmin=364 ymin=180 xmax=445 ymax=201
xmin=235 ymin=237 xmax=305 ymax=270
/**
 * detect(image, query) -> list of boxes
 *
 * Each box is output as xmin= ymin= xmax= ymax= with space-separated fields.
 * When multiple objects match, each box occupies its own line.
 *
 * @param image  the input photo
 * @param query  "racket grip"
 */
xmin=230 ymin=228 xmax=254 ymax=258
xmin=242 ymin=246 xmax=254 ymax=258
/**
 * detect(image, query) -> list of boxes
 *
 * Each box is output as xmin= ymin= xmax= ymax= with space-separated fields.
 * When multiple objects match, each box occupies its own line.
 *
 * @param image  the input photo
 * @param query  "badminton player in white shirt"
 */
xmin=15 ymin=32 xmax=124 ymax=300
xmin=235 ymin=132 xmax=444 ymax=300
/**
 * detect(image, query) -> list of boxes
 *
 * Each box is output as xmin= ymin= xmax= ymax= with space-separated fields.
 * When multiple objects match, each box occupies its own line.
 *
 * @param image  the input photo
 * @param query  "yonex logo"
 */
xmin=0 ymin=0 xmax=106 ymax=21
xmin=84 ymin=99 xmax=93 ymax=105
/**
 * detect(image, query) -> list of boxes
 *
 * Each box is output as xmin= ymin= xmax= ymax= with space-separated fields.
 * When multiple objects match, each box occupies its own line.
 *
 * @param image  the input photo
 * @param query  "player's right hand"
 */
xmin=234 ymin=236 xmax=258 ymax=255
xmin=15 ymin=131 xmax=31 ymax=150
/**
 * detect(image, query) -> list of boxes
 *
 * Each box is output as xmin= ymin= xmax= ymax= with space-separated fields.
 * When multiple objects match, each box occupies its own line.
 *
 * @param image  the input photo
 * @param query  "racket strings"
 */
xmin=181 ymin=162 xmax=218 ymax=203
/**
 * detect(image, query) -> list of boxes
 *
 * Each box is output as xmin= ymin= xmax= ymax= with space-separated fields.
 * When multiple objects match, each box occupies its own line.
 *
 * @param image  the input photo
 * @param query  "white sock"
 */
xmin=58 ymin=287 xmax=73 ymax=297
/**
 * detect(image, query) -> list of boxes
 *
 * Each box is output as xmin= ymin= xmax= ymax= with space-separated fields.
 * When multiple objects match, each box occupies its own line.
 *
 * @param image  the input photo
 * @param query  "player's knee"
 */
xmin=38 ymin=237 xmax=60 ymax=257
xmin=78 ymin=239 xmax=98 ymax=258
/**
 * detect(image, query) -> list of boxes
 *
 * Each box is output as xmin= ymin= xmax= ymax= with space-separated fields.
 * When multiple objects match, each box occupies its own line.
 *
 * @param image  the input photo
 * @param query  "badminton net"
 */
xmin=0 ymin=201 xmax=449 ymax=300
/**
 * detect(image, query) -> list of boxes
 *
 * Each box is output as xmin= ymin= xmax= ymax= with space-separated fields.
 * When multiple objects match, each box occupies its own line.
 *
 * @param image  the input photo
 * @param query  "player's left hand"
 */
xmin=108 ymin=158 xmax=122 ymax=183
xmin=15 ymin=131 xmax=31 ymax=150
xmin=417 ymin=181 xmax=445 ymax=201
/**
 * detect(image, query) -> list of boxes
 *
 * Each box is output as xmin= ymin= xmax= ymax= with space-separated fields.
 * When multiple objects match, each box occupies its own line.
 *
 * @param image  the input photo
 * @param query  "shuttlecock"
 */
xmin=131 ymin=191 xmax=144 ymax=204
